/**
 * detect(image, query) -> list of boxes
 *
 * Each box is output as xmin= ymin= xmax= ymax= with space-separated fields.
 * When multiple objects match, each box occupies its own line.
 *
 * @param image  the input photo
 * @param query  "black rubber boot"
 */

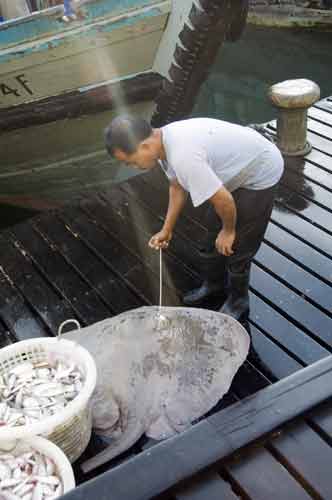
xmin=220 ymin=270 xmax=250 ymax=320
xmin=183 ymin=280 xmax=225 ymax=306
xmin=183 ymin=250 xmax=227 ymax=306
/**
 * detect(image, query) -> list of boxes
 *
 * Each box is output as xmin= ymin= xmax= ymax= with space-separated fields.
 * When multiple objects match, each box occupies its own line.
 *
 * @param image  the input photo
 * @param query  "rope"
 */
xmin=156 ymin=248 xmax=168 ymax=329
xmin=159 ymin=248 xmax=163 ymax=310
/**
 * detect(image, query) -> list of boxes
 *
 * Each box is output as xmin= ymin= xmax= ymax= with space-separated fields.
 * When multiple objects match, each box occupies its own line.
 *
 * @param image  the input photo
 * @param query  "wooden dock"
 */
xmin=1 ymin=96 xmax=332 ymax=498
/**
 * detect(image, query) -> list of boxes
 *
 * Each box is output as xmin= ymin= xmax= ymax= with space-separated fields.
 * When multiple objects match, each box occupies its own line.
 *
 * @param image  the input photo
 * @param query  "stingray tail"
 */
xmin=81 ymin=426 xmax=144 ymax=473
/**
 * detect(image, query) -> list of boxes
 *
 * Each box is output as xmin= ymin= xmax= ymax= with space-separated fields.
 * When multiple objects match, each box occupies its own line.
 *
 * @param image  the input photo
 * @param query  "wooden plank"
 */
xmin=81 ymin=194 xmax=199 ymax=296
xmin=225 ymin=446 xmax=312 ymax=500
xmin=278 ymin=164 xmax=332 ymax=211
xmin=0 ymin=320 xmax=13 ymax=348
xmin=267 ymin=422 xmax=332 ymax=499
xmin=307 ymin=117 xmax=332 ymax=141
xmin=141 ymin=170 xmax=332 ymax=352
xmin=267 ymin=122 xmax=332 ymax=156
xmin=59 ymin=206 xmax=174 ymax=306
xmin=141 ymin=169 xmax=209 ymax=233
xmin=251 ymin=125 xmax=330 ymax=172
xmin=228 ymin=339 xmax=332 ymax=496
xmin=258 ymin=127 xmax=331 ymax=172
xmin=307 ymin=401 xmax=332 ymax=442
xmin=260 ymin=131 xmax=331 ymax=171
xmin=308 ymin=106 xmax=332 ymax=127
xmin=251 ymin=263 xmax=332 ymax=349
xmin=255 ymin=242 xmax=332 ymax=313
xmin=249 ymin=292 xmax=328 ymax=365
xmin=315 ymin=99 xmax=332 ymax=115
xmin=249 ymin=324 xmax=302 ymax=379
xmin=291 ymin=200 xmax=332 ymax=239
xmin=271 ymin=206 xmax=332 ymax=259
xmin=144 ymin=169 xmax=332 ymax=266
xmin=0 ymin=234 xmax=77 ymax=334
xmin=264 ymin=222 xmax=332 ymax=285
xmin=60 ymin=356 xmax=332 ymax=500
xmin=0 ymin=257 xmax=48 ymax=340
xmin=128 ymin=175 xmax=207 ymax=248
xmin=232 ymin=359 xmax=269 ymax=399
xmin=306 ymin=148 xmax=332 ymax=172
xmin=143 ymin=172 xmax=332 ymax=296
xmin=249 ymin=318 xmax=332 ymax=443
xmin=286 ymin=158 xmax=332 ymax=191
xmin=11 ymin=219 xmax=111 ymax=326
xmin=251 ymin=181 xmax=332 ymax=242
xmin=174 ymin=471 xmax=238 ymax=500
xmin=33 ymin=214 xmax=142 ymax=315
xmin=304 ymin=129 xmax=332 ymax=156
xmin=104 ymin=183 xmax=202 ymax=274
xmin=59 ymin=206 xmax=140 ymax=280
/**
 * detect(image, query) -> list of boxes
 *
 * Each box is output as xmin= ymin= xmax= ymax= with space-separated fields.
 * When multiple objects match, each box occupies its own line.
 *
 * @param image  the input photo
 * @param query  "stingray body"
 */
xmin=64 ymin=306 xmax=250 ymax=472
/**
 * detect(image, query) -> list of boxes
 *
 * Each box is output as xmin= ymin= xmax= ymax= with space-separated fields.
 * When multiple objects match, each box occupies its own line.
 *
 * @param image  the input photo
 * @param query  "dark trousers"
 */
xmin=203 ymin=184 xmax=278 ymax=275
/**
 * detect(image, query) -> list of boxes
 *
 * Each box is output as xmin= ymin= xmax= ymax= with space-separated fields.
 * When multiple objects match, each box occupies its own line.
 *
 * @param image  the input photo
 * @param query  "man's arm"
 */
xmin=163 ymin=179 xmax=188 ymax=233
xmin=209 ymin=187 xmax=237 ymax=256
xmin=149 ymin=179 xmax=187 ymax=249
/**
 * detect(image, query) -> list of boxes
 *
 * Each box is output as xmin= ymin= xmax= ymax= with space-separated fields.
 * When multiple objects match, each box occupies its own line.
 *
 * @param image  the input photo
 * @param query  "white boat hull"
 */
xmin=0 ymin=1 xmax=171 ymax=108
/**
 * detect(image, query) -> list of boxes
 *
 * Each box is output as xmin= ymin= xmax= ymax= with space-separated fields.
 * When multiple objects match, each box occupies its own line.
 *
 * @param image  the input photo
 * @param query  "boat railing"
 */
xmin=0 ymin=0 xmax=163 ymax=30
xmin=0 ymin=0 xmax=168 ymax=51
xmin=0 ymin=0 xmax=110 ymax=26
xmin=0 ymin=3 xmax=67 ymax=29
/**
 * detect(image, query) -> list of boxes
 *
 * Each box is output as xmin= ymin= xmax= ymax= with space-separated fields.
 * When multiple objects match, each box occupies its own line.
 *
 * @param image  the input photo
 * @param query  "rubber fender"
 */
xmin=198 ymin=0 xmax=226 ymax=12
xmin=179 ymin=23 xmax=205 ymax=48
xmin=173 ymin=44 xmax=197 ymax=70
xmin=169 ymin=63 xmax=192 ymax=83
xmin=226 ymin=0 xmax=249 ymax=42
xmin=189 ymin=3 xmax=215 ymax=30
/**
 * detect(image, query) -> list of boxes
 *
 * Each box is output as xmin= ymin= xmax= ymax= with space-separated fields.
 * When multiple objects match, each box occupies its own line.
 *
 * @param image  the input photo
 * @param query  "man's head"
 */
xmin=104 ymin=116 xmax=162 ymax=170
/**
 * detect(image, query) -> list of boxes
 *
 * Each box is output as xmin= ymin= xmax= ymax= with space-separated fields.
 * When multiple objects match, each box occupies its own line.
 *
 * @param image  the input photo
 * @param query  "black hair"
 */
xmin=104 ymin=116 xmax=152 ymax=156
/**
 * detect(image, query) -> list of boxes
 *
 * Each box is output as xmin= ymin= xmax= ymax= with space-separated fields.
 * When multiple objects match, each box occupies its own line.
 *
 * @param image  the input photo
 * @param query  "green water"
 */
xmin=192 ymin=25 xmax=332 ymax=123
xmin=1 ymin=25 xmax=331 ymax=230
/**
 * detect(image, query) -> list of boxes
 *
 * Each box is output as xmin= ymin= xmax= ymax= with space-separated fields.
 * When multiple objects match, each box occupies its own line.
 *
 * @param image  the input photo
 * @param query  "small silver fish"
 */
xmin=0 ymin=449 xmax=63 ymax=500
xmin=0 ymin=359 xmax=84 ymax=427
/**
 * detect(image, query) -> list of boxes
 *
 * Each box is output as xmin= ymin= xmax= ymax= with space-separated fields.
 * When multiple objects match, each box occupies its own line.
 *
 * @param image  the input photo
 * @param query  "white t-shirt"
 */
xmin=159 ymin=118 xmax=284 ymax=207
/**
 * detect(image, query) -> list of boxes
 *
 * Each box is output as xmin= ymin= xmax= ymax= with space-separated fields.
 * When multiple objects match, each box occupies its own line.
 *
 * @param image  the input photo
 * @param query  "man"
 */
xmin=104 ymin=116 xmax=284 ymax=320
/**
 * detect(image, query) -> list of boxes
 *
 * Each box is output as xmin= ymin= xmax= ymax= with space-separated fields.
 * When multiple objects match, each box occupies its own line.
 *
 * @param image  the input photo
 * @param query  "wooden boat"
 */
xmin=0 ymin=0 xmax=330 ymax=131
xmin=0 ymin=0 xmax=248 ymax=209
xmin=0 ymin=0 xmax=252 ymax=130
xmin=0 ymin=0 xmax=172 ymax=123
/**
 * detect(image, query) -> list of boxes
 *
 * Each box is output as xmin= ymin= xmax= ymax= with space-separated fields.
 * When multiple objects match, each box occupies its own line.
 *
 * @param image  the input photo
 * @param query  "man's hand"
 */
xmin=149 ymin=228 xmax=172 ymax=250
xmin=148 ymin=180 xmax=186 ymax=250
xmin=215 ymin=229 xmax=235 ymax=256
xmin=209 ymin=187 xmax=237 ymax=257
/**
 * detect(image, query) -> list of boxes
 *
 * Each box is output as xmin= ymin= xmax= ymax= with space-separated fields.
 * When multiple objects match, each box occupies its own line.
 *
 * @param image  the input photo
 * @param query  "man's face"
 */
xmin=114 ymin=142 xmax=158 ymax=170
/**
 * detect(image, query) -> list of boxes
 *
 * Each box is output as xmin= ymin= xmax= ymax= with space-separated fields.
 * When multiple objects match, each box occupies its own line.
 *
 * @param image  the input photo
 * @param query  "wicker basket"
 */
xmin=0 ymin=435 xmax=76 ymax=494
xmin=0 ymin=338 xmax=97 ymax=463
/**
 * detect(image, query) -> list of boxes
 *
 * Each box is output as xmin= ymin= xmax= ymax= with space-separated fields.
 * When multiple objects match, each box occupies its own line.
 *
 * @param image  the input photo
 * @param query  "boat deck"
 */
xmin=1 ymin=97 xmax=332 ymax=498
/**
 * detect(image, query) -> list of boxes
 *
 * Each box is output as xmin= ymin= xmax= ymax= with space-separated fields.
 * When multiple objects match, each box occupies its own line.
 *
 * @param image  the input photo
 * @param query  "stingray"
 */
xmin=64 ymin=306 xmax=250 ymax=472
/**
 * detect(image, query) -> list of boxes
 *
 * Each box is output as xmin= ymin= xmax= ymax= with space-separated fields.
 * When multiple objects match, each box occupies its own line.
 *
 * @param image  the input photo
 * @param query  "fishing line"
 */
xmin=159 ymin=247 xmax=163 ymax=310
xmin=157 ymin=248 xmax=167 ymax=329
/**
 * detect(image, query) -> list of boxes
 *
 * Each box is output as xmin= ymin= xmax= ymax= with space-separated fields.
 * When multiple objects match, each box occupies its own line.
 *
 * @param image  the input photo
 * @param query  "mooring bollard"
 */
xmin=268 ymin=79 xmax=320 ymax=156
